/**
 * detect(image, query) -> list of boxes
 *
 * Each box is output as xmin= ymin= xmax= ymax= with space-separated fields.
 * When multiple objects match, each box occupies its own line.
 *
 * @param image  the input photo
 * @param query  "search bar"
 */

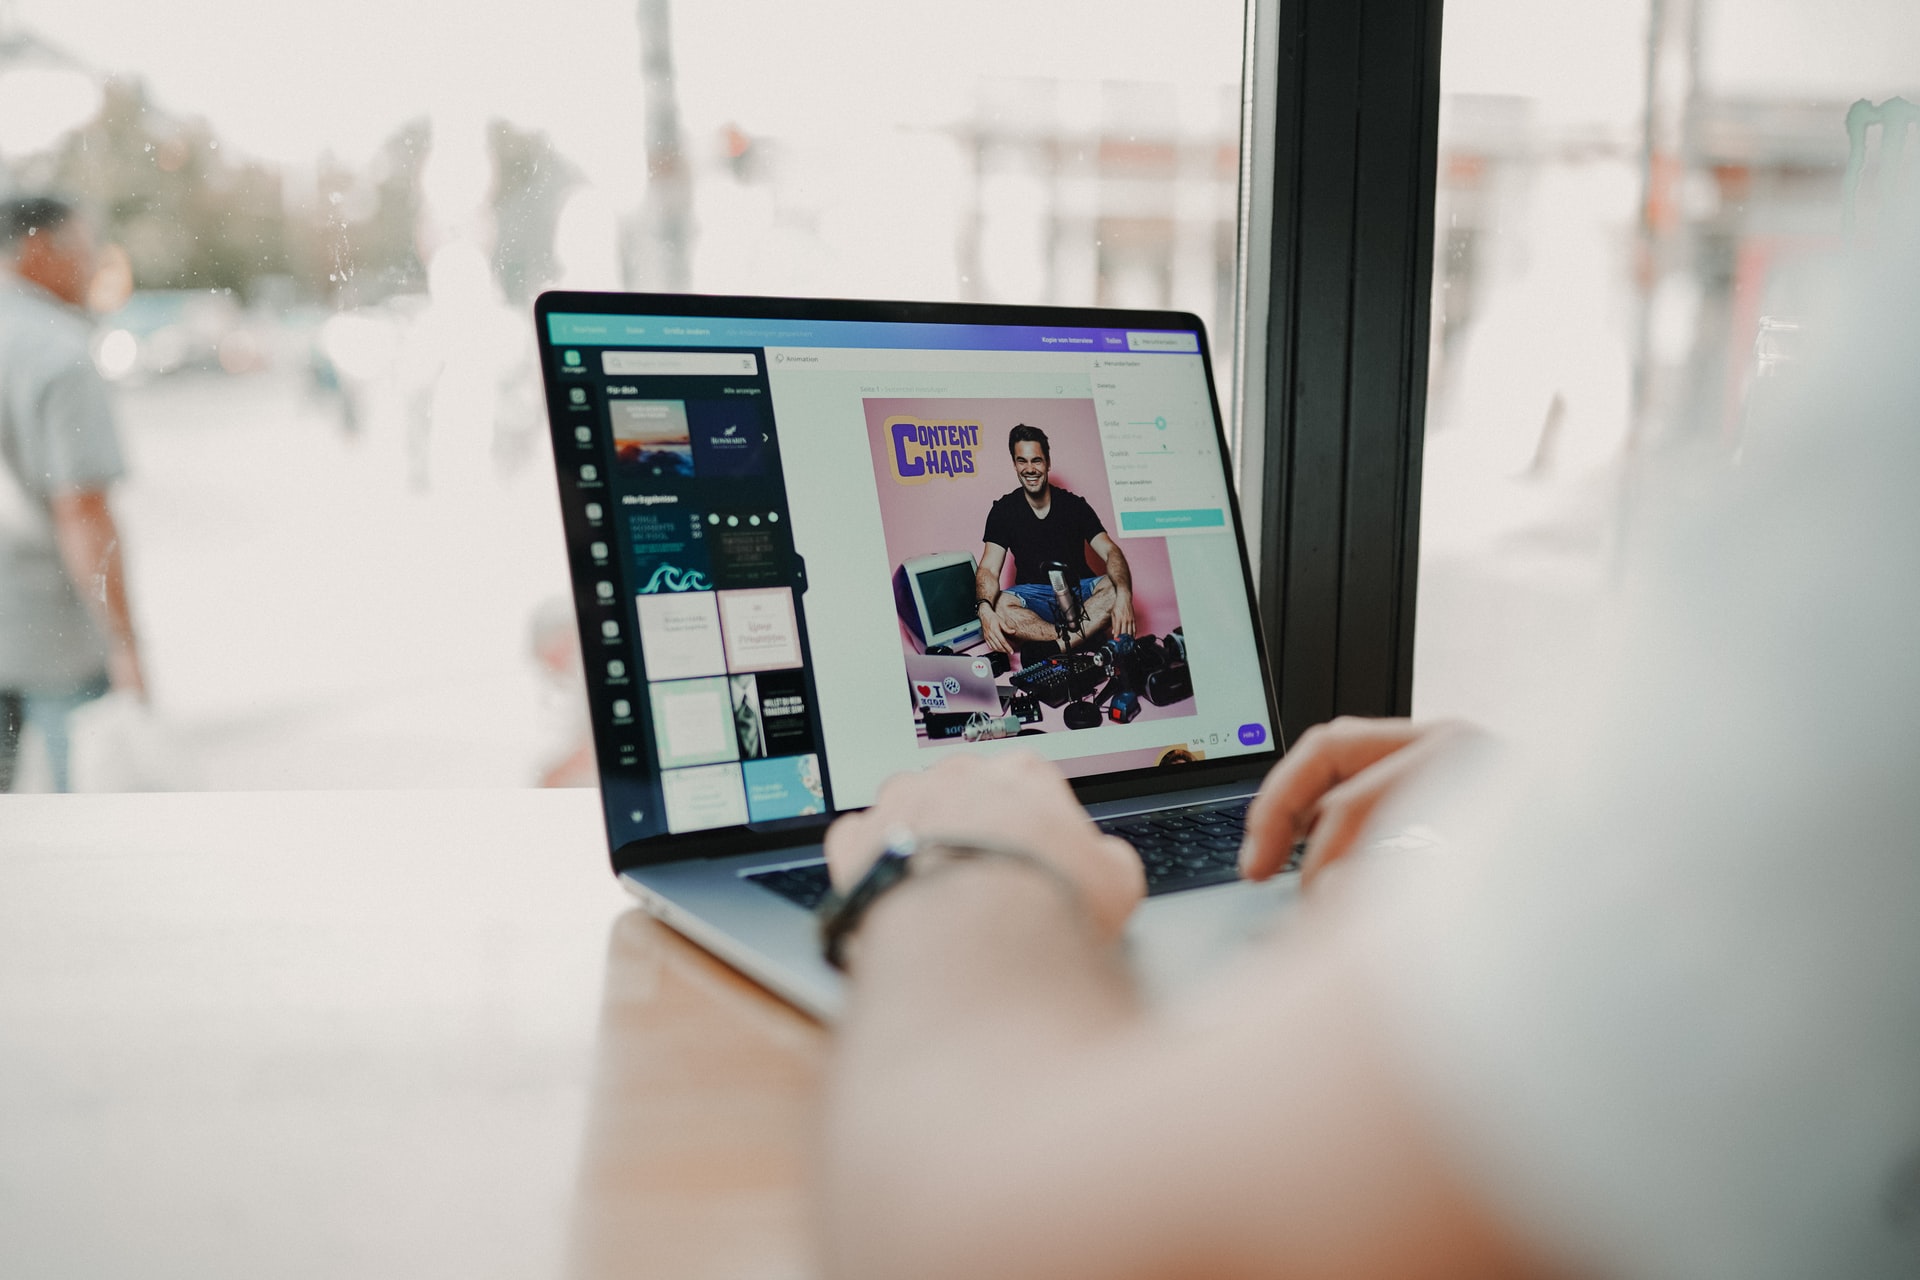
xmin=601 ymin=351 xmax=760 ymax=376
xmin=1125 ymin=332 xmax=1199 ymax=353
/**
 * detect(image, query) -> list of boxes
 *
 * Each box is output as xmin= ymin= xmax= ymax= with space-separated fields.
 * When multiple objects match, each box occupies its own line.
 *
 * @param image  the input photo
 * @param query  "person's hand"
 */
xmin=1111 ymin=588 xmax=1136 ymax=639
xmin=1239 ymin=717 xmax=1473 ymax=886
xmin=825 ymin=752 xmax=1146 ymax=939
xmin=978 ymin=602 xmax=1013 ymax=655
xmin=107 ymin=642 xmax=148 ymax=704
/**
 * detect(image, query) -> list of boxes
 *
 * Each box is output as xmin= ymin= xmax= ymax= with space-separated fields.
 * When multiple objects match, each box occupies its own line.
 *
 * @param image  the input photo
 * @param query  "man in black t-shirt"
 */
xmin=974 ymin=424 xmax=1135 ymax=655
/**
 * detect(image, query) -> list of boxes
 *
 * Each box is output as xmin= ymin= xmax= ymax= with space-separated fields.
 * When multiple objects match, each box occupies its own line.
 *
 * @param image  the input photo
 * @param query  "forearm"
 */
xmin=974 ymin=564 xmax=1000 ymax=609
xmin=50 ymin=492 xmax=138 ymax=655
xmin=836 ymin=858 xmax=1136 ymax=1064
xmin=822 ymin=860 xmax=1141 ymax=1278
xmin=811 ymin=748 xmax=1534 ymax=1280
xmin=1103 ymin=546 xmax=1132 ymax=595
xmin=825 ymin=893 xmax=1539 ymax=1280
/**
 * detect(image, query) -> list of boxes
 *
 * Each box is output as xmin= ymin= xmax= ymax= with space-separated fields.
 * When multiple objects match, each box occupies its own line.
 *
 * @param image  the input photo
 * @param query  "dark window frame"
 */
xmin=1250 ymin=0 xmax=1445 ymax=730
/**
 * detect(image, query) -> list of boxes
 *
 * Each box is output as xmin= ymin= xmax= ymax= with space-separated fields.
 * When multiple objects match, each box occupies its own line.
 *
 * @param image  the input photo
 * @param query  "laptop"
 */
xmin=534 ymin=291 xmax=1299 ymax=1017
xmin=903 ymin=653 xmax=1002 ymax=717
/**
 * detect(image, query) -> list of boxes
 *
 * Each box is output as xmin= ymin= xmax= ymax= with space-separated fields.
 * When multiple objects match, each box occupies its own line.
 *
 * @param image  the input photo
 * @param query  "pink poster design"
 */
xmin=862 ymin=396 xmax=1196 ymax=755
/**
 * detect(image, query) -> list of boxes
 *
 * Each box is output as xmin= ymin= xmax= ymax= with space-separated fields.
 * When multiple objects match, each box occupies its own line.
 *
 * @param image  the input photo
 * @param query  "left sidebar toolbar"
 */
xmin=555 ymin=347 xmax=655 ymax=812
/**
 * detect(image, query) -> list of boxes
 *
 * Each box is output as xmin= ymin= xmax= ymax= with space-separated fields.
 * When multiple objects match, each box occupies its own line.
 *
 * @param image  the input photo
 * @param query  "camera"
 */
xmin=1007 ymin=628 xmax=1197 ymax=723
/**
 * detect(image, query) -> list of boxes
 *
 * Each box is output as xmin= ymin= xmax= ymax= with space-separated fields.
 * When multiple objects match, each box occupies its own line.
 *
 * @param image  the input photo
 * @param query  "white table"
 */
xmin=0 ymin=789 xmax=826 ymax=1279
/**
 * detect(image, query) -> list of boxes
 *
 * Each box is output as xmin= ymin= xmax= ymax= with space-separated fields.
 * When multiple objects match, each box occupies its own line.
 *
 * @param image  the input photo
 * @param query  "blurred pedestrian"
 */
xmin=0 ymin=195 xmax=145 ymax=791
xmin=529 ymin=596 xmax=595 ymax=789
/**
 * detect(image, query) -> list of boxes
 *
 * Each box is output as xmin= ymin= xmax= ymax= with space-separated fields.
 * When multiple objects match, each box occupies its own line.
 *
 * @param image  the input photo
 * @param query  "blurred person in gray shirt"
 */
xmin=0 ymin=195 xmax=145 ymax=791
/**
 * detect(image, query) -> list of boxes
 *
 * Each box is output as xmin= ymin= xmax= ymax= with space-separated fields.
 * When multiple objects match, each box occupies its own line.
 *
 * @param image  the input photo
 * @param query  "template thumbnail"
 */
xmin=743 ymin=754 xmax=825 ymax=821
xmin=635 ymin=592 xmax=727 ymax=680
xmin=660 ymin=762 xmax=749 ymax=833
xmin=730 ymin=675 xmax=767 ymax=758
xmin=610 ymin=400 xmax=694 ymax=478
xmin=649 ymin=676 xmax=740 ymax=769
xmin=629 ymin=506 xmax=712 ymax=595
xmin=687 ymin=399 xmax=772 ymax=478
xmin=750 ymin=668 xmax=816 ymax=757
xmin=718 ymin=587 xmax=804 ymax=673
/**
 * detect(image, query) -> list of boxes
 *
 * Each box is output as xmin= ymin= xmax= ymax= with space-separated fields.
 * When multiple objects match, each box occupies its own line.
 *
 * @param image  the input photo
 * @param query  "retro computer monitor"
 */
xmin=898 ymin=550 xmax=983 ymax=652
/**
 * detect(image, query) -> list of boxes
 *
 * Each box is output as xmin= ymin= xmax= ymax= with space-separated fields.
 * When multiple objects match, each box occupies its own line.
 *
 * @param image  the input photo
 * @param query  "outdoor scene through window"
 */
xmin=1414 ymin=0 xmax=1918 ymax=732
xmin=0 ymin=0 xmax=1247 ymax=791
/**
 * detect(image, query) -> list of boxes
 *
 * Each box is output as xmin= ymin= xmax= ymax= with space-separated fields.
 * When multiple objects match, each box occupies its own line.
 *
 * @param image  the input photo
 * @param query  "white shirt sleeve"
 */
xmin=1353 ymin=285 xmax=1920 ymax=1279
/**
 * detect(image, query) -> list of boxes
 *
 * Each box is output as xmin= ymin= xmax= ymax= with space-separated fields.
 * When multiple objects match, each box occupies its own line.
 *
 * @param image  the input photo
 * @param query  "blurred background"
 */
xmin=0 ymin=0 xmax=1911 ymax=789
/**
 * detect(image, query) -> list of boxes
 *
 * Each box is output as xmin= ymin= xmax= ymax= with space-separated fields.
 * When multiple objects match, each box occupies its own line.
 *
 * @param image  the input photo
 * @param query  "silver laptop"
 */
xmin=535 ymin=292 xmax=1297 ymax=1017
xmin=903 ymin=653 xmax=1002 ymax=717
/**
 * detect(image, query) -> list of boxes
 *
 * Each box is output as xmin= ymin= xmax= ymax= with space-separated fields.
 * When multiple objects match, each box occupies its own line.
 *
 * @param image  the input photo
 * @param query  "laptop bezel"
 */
xmin=533 ymin=290 xmax=1287 ymax=875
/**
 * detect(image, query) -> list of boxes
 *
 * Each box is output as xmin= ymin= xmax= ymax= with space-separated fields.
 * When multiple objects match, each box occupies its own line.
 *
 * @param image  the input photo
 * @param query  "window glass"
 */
xmin=0 ymin=1 xmax=1246 ymax=791
xmin=1416 ymin=0 xmax=1919 ymax=731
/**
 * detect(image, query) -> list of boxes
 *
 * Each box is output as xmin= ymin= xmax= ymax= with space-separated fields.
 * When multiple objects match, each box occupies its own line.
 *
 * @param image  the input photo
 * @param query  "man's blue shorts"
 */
xmin=1004 ymin=577 xmax=1104 ymax=625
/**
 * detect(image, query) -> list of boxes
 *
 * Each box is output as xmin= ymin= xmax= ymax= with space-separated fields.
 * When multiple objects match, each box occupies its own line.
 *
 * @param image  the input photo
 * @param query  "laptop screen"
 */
xmin=536 ymin=295 xmax=1279 ymax=859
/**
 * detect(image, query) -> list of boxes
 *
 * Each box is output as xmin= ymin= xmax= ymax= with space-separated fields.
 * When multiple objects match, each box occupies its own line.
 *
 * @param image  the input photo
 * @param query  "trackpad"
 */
xmin=1125 ymin=876 xmax=1300 ymax=1003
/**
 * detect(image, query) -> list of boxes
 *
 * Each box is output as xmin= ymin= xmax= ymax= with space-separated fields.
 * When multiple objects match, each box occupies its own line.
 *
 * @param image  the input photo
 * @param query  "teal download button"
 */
xmin=1119 ymin=508 xmax=1226 ymax=531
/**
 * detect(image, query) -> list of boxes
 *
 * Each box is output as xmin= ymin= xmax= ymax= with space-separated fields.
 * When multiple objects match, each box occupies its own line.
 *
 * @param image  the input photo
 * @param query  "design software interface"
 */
xmin=544 ymin=311 xmax=1274 ymax=848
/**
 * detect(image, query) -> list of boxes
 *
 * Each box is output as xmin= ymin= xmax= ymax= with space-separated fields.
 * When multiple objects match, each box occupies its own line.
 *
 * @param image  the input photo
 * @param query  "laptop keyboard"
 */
xmin=1100 ymin=797 xmax=1263 ymax=894
xmin=746 ymin=796 xmax=1301 ymax=910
